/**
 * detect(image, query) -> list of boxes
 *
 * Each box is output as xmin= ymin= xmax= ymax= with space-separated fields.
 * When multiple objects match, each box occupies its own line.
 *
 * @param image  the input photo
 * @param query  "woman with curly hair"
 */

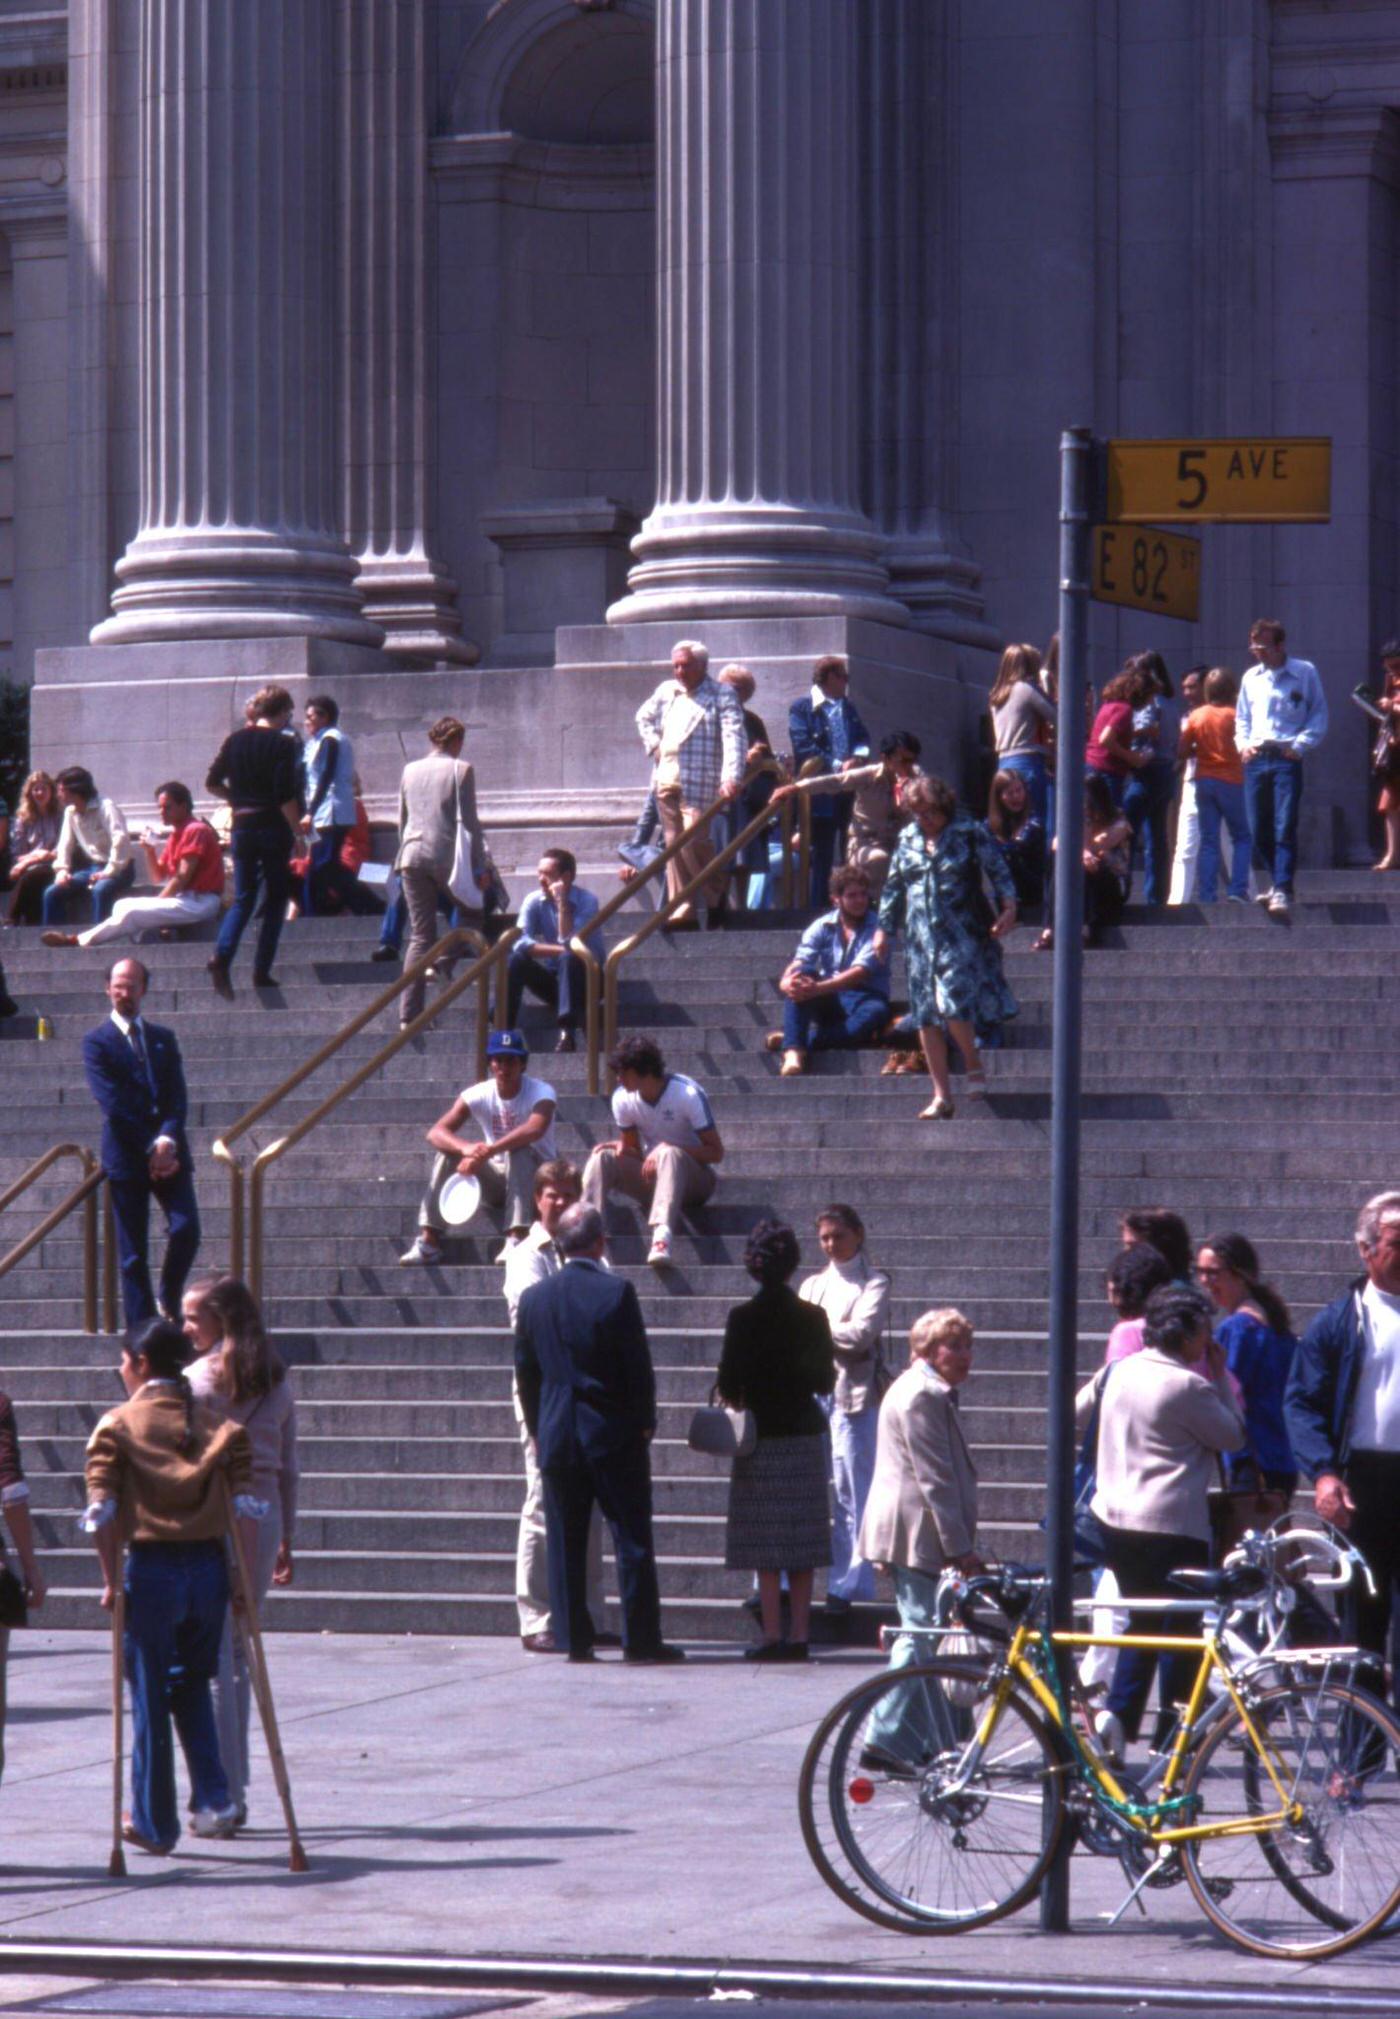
xmin=716 ymin=1220 xmax=835 ymax=1662
xmin=872 ymin=775 xmax=1018 ymax=1119
xmin=4 ymin=769 xmax=60 ymax=923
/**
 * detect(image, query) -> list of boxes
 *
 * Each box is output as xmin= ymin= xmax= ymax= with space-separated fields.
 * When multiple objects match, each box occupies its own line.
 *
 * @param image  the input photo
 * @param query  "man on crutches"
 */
xmin=85 ymin=1318 xmax=306 ymax=1866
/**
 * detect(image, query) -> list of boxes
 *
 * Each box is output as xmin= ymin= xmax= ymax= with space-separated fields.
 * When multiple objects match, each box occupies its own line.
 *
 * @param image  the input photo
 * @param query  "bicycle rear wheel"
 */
xmin=798 ymin=1659 xmax=1064 ymax=1934
xmin=1181 ymin=1679 xmax=1400 ymax=1959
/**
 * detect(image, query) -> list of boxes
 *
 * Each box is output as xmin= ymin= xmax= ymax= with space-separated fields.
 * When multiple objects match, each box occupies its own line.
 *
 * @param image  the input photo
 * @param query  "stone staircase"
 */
xmin=0 ymin=877 xmax=1393 ymax=1639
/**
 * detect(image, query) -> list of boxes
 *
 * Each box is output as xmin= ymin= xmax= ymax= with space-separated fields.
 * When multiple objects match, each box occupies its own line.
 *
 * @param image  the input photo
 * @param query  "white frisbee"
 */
xmin=438 ymin=1172 xmax=482 ymax=1227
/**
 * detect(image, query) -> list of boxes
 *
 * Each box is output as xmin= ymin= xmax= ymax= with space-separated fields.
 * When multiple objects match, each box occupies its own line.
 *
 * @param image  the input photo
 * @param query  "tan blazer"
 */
xmin=857 ymin=1363 xmax=978 ymax=1572
xmin=394 ymin=749 xmax=483 ymax=883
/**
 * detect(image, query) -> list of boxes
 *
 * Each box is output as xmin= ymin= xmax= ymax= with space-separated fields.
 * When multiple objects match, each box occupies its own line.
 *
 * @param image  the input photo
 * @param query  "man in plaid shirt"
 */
xmin=635 ymin=640 xmax=747 ymax=922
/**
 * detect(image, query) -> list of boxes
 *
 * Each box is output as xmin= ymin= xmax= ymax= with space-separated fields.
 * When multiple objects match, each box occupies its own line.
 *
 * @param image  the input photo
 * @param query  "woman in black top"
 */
xmin=205 ymin=685 xmax=303 ymax=992
xmin=717 ymin=1220 xmax=835 ymax=1662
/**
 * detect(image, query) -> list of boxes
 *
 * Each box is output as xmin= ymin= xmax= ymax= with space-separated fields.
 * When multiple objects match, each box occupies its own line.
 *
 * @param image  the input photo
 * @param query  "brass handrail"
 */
xmin=568 ymin=761 xmax=807 ymax=1094
xmin=0 ymin=1142 xmax=112 ymax=1334
xmin=595 ymin=788 xmax=812 ymax=1088
xmin=212 ymin=925 xmax=520 ymax=1299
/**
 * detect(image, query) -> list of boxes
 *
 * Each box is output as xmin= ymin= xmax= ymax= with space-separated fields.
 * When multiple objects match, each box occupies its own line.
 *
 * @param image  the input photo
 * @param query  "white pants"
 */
xmin=513 ymin=1377 xmax=605 ymax=1638
xmin=825 ymin=1401 xmax=879 ymax=1602
xmin=211 ymin=1508 xmax=281 ymax=1812
xmin=1078 ymin=1565 xmax=1129 ymax=1691
xmin=77 ymin=890 xmax=222 ymax=947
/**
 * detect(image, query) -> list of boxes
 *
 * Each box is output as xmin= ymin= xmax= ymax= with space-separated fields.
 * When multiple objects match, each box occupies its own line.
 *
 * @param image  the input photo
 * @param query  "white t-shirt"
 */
xmin=463 ymin=1073 xmax=557 ymax=1161
xmin=1351 ymin=1282 xmax=1400 ymax=1454
xmin=611 ymin=1072 xmax=715 ymax=1154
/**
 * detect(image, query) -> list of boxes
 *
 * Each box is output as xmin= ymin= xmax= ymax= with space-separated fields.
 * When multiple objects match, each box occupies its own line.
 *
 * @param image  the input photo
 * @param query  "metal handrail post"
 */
xmin=82 ymin=1163 xmax=98 ymax=1335
xmin=242 ymin=930 xmax=519 ymax=1298
xmin=0 ymin=1143 xmax=108 ymax=1335
xmin=102 ymin=1185 xmax=117 ymax=1333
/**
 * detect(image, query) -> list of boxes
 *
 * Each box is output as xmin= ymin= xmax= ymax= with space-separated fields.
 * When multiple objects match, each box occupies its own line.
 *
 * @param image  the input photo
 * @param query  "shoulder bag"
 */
xmin=687 ymin=1386 xmax=757 ymax=1461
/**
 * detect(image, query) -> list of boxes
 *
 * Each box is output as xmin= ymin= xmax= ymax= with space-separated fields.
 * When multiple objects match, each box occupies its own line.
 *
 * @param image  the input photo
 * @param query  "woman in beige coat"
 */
xmin=856 ymin=1308 xmax=981 ymax=1763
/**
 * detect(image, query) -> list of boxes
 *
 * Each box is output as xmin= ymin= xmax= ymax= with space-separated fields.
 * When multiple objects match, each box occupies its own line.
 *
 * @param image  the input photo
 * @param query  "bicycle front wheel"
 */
xmin=1181 ymin=1679 xmax=1400 ymax=1959
xmin=798 ymin=1659 xmax=1065 ymax=1934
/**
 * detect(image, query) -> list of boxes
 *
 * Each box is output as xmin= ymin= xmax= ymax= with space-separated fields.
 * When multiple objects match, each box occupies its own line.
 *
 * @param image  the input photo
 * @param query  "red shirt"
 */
xmin=1085 ymin=701 xmax=1134 ymax=777
xmin=160 ymin=818 xmax=224 ymax=896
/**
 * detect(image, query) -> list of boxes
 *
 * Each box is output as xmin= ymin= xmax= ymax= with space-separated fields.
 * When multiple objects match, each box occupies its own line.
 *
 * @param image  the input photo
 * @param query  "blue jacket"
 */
xmin=1283 ymin=1282 xmax=1366 ymax=1481
xmin=788 ymin=694 xmax=872 ymax=823
xmin=514 ymin=1257 xmax=657 ymax=1468
xmin=82 ymin=1017 xmax=191 ymax=1182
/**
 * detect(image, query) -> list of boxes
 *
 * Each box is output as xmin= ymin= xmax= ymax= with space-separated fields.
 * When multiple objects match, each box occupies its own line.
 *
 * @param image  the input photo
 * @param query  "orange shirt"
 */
xmin=1183 ymin=705 xmax=1242 ymax=784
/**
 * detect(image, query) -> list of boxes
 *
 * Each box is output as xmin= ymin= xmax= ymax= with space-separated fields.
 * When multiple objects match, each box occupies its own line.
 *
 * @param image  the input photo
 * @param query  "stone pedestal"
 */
xmin=483 ymin=498 xmax=637 ymax=666
xmin=92 ymin=0 xmax=378 ymax=647
xmin=609 ymin=0 xmax=903 ymax=627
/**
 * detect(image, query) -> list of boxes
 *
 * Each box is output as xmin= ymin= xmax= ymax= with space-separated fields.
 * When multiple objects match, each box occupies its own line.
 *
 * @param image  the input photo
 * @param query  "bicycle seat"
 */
xmin=1166 ymin=1564 xmax=1267 ymax=1600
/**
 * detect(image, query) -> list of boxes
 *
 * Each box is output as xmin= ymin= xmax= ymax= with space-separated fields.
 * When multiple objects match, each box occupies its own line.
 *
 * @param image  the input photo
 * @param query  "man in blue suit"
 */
xmin=82 ymin=957 xmax=200 ymax=1328
xmin=788 ymin=654 xmax=872 ymax=907
xmin=514 ymin=1202 xmax=684 ymax=1664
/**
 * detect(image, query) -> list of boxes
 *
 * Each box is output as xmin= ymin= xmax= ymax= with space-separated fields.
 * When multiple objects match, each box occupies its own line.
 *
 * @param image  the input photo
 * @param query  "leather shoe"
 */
xmin=623 ymin=1643 xmax=687 ymax=1664
xmin=521 ymin=1630 xmax=559 ymax=1654
xmin=122 ymin=1819 xmax=175 ymax=1855
xmin=566 ymin=1647 xmax=597 ymax=1663
xmin=554 ymin=1029 xmax=577 ymax=1053
xmin=252 ymin=970 xmax=276 ymax=988
xmin=206 ymin=955 xmax=233 ymax=999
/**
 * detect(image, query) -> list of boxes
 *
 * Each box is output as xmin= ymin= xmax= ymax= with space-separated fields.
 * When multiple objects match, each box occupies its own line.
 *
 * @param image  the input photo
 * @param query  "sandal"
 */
xmin=895 ymin=1051 xmax=925 ymax=1076
xmin=919 ymin=1098 xmax=955 ymax=1121
xmin=1034 ymin=929 xmax=1054 ymax=951
xmin=880 ymin=1051 xmax=902 ymax=1076
xmin=964 ymin=1069 xmax=987 ymax=1100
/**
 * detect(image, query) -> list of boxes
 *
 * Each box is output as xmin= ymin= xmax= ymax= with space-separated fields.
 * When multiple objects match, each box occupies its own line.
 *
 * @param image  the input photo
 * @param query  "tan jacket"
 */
xmin=84 ymin=1385 xmax=253 ymax=1545
xmin=857 ymin=1363 xmax=978 ymax=1572
xmin=394 ymin=750 xmax=483 ymax=883
xmin=1078 ymin=1346 xmax=1245 ymax=1543
xmin=798 ymin=1254 xmax=890 ymax=1414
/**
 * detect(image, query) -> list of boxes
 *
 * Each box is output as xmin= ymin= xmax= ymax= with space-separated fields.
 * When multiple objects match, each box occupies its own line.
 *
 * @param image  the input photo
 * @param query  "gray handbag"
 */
xmin=687 ymin=1387 xmax=757 ymax=1460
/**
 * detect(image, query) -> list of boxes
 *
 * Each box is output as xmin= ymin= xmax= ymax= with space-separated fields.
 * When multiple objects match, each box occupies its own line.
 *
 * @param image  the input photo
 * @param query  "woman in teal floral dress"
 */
xmin=872 ymin=775 xmax=1018 ymax=1119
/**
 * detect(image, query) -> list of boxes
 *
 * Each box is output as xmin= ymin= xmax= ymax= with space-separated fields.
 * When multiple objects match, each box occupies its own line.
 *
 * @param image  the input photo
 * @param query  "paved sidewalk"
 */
xmin=1 ymin=1631 xmax=1397 ymax=1997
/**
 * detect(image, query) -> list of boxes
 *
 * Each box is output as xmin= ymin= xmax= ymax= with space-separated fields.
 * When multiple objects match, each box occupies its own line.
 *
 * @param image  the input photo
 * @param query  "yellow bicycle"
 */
xmin=799 ymin=1558 xmax=1400 ymax=1959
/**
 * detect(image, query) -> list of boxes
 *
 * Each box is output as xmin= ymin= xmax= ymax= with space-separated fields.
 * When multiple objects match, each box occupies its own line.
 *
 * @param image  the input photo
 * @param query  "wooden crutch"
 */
xmin=108 ymin=1581 xmax=127 ymax=1878
xmin=223 ymin=1487 xmax=308 ymax=1872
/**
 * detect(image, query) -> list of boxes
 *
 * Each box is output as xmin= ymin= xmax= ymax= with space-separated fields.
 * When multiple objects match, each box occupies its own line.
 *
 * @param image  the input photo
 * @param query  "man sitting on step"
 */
xmin=503 ymin=1157 xmax=616 ymax=1656
xmin=581 ymin=1034 xmax=723 ymax=1270
xmin=400 ymin=1028 xmax=557 ymax=1266
xmin=43 ymin=781 xmax=224 ymax=951
xmin=765 ymin=864 xmax=890 ymax=1077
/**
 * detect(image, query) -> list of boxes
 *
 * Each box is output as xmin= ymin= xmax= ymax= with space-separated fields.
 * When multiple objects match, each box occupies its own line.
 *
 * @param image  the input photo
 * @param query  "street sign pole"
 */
xmin=1040 ymin=427 xmax=1093 ymax=1933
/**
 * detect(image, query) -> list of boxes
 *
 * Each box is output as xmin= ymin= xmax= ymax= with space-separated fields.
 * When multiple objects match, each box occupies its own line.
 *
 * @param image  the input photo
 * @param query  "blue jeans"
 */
xmin=824 ymin=1401 xmax=879 ymax=1602
xmin=216 ymin=824 xmax=293 ymax=975
xmin=40 ymin=858 xmax=135 ymax=926
xmin=864 ymin=1564 xmax=970 ymax=1759
xmin=1244 ymin=751 xmax=1303 ymax=896
xmin=1195 ymin=776 xmax=1251 ymax=901
xmin=1122 ymin=761 xmax=1175 ymax=905
xmin=782 ymin=989 xmax=889 ymax=1053
xmin=998 ymin=750 xmax=1049 ymax=828
xmin=125 ymin=1540 xmax=231 ymax=1848
xmin=507 ymin=947 xmax=586 ymax=1030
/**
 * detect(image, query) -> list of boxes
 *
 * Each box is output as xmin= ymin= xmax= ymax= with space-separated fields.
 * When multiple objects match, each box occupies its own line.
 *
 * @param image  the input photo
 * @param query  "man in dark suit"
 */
xmin=788 ymin=654 xmax=872 ymax=907
xmin=82 ymin=957 xmax=200 ymax=1328
xmin=514 ymin=1202 xmax=684 ymax=1664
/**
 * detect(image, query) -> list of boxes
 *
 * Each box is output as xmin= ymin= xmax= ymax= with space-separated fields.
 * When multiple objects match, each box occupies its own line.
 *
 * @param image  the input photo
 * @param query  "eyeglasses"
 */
xmin=1194 ymin=1264 xmax=1223 ymax=1279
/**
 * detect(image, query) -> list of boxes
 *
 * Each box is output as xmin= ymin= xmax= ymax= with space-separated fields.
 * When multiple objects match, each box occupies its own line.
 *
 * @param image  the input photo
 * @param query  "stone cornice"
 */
xmin=430 ymin=130 xmax=652 ymax=208
xmin=1267 ymin=105 xmax=1400 ymax=186
xmin=0 ymin=192 xmax=66 ymax=253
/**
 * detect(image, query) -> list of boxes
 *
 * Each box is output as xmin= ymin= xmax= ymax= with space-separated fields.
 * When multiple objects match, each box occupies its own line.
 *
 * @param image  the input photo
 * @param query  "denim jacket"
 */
xmin=1283 ymin=1281 xmax=1366 ymax=1481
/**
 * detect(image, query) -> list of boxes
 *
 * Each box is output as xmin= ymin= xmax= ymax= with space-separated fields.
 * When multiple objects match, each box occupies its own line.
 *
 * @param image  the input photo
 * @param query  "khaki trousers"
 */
xmin=421 ymin=1146 xmax=544 ymax=1237
xmin=582 ymin=1142 xmax=715 ymax=1231
xmin=512 ymin=1377 xmax=605 ymax=1638
xmin=656 ymin=785 xmax=723 ymax=913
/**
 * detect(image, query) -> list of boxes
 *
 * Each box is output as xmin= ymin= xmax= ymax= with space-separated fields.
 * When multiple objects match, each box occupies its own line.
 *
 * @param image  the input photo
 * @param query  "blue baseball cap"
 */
xmin=486 ymin=1028 xmax=529 ymax=1060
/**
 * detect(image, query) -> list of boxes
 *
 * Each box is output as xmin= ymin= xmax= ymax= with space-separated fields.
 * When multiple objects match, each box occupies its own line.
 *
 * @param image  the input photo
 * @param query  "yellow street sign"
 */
xmin=1105 ymin=437 xmax=1331 ymax=524
xmin=1091 ymin=524 xmax=1201 ymax=623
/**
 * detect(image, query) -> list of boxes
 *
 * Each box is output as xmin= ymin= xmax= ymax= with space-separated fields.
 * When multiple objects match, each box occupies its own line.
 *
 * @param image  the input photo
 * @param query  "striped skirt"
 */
xmin=725 ymin=1432 xmax=831 ymax=1572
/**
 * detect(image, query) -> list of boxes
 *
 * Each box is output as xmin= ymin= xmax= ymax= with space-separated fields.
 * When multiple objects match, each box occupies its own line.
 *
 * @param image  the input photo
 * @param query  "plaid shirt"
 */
xmin=636 ymin=675 xmax=747 ymax=806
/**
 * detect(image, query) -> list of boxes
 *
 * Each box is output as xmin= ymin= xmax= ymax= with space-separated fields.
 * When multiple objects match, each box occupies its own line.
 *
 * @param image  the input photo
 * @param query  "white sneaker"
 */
xmin=399 ymin=1236 xmax=442 ymax=1265
xmin=1267 ymin=889 xmax=1291 ymax=917
xmin=647 ymin=1226 xmax=673 ymax=1267
xmin=1094 ymin=1709 xmax=1127 ymax=1763
xmin=190 ymin=1802 xmax=240 ymax=1838
xmin=1253 ymin=887 xmax=1274 ymax=907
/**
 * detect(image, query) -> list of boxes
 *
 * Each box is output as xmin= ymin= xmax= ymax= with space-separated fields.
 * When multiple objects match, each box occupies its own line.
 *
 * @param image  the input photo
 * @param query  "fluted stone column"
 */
xmin=338 ymin=0 xmax=475 ymax=665
xmin=609 ymin=0 xmax=905 ymax=626
xmin=93 ymin=0 xmax=380 ymax=646
xmin=862 ymin=0 xmax=995 ymax=646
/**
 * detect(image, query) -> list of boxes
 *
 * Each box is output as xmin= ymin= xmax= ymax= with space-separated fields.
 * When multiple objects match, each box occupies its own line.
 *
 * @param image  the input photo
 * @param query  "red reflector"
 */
xmin=848 ymin=1776 xmax=876 ymax=1805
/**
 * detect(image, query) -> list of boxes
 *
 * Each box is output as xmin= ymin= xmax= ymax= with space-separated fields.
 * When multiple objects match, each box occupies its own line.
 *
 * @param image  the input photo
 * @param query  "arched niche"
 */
xmin=436 ymin=0 xmax=657 ymax=661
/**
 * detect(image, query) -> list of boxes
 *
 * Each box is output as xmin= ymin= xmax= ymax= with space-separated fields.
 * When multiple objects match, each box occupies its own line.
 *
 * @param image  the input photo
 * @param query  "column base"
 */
xmin=354 ymin=554 xmax=479 ymax=666
xmin=886 ymin=536 xmax=1003 ymax=652
xmin=608 ymin=508 xmax=910 ymax=629
xmin=91 ymin=530 xmax=385 ymax=649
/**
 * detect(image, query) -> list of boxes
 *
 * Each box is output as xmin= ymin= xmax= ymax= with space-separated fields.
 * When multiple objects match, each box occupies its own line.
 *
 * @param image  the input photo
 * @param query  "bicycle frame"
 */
xmin=973 ymin=1618 xmax=1306 ymax=1845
